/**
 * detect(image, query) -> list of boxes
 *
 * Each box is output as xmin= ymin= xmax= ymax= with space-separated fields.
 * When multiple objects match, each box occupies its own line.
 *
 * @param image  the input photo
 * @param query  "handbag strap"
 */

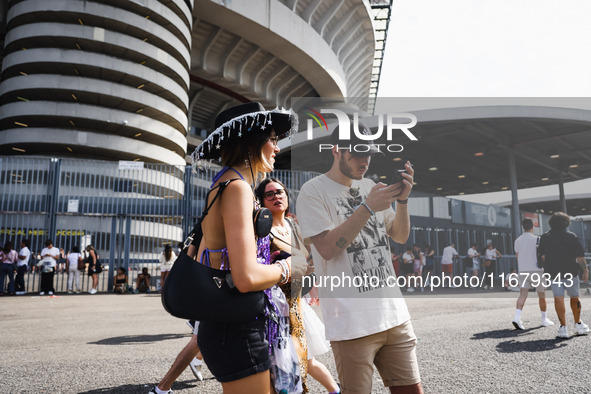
xmin=183 ymin=178 xmax=242 ymax=250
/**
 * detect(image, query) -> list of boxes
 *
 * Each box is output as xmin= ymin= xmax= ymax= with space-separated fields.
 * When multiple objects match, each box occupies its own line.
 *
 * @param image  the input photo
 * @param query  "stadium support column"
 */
xmin=508 ymin=148 xmax=520 ymax=242
xmin=558 ymin=173 xmax=567 ymax=214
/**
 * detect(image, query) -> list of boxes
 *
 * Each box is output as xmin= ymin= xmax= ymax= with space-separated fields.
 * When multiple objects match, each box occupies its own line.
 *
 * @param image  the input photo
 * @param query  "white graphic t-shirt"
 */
xmin=296 ymin=174 xmax=410 ymax=341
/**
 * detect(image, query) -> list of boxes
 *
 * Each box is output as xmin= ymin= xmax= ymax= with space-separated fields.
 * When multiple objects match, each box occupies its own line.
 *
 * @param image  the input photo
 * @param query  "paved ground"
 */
xmin=1 ymin=289 xmax=590 ymax=393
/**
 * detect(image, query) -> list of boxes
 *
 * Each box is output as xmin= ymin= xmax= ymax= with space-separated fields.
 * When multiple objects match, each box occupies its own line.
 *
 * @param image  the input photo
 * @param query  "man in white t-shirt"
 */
xmin=15 ymin=239 xmax=31 ymax=295
xmin=296 ymin=123 xmax=423 ymax=394
xmin=441 ymin=244 xmax=458 ymax=285
xmin=38 ymin=239 xmax=59 ymax=295
xmin=512 ymin=218 xmax=554 ymax=330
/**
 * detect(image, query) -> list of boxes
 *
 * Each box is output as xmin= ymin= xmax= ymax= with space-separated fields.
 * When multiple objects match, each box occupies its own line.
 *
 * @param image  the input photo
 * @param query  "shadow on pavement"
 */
xmin=470 ymin=326 xmax=541 ymax=340
xmin=78 ymin=379 xmax=212 ymax=393
xmin=496 ymin=338 xmax=569 ymax=353
xmin=89 ymin=333 xmax=188 ymax=345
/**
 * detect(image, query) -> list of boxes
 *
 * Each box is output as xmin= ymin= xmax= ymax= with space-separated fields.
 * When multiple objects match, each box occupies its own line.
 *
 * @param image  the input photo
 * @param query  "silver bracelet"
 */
xmin=277 ymin=259 xmax=289 ymax=285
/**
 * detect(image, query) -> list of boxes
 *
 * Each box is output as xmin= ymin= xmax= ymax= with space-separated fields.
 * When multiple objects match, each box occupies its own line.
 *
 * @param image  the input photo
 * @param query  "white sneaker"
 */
xmin=557 ymin=326 xmax=569 ymax=339
xmin=541 ymin=318 xmax=555 ymax=327
xmin=68 ymin=290 xmax=73 ymax=294
xmin=406 ymin=287 xmax=415 ymax=293
xmin=575 ymin=321 xmax=590 ymax=335
xmin=189 ymin=357 xmax=204 ymax=381
xmin=512 ymin=319 xmax=525 ymax=330
xmin=89 ymin=288 xmax=97 ymax=294
xmin=15 ymin=291 xmax=26 ymax=295
xmin=39 ymin=291 xmax=45 ymax=296
xmin=48 ymin=291 xmax=53 ymax=295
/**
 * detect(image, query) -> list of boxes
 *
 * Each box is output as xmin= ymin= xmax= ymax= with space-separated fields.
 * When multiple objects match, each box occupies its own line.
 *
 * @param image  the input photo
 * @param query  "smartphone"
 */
xmin=389 ymin=169 xmax=407 ymax=185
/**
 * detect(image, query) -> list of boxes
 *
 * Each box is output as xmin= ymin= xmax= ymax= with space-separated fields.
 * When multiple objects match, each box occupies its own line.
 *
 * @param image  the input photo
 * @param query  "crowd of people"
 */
xmin=0 ymin=239 xmax=179 ymax=295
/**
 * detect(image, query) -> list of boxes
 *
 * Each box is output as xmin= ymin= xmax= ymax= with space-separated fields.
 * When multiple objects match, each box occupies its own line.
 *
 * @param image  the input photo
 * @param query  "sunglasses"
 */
xmin=264 ymin=189 xmax=286 ymax=201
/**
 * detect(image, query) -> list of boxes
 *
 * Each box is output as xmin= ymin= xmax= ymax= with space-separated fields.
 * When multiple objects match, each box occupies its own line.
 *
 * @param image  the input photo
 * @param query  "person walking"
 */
xmin=189 ymin=102 xmax=306 ymax=392
xmin=539 ymin=212 xmax=589 ymax=338
xmin=511 ymin=219 xmax=554 ymax=330
xmin=66 ymin=246 xmax=83 ymax=294
xmin=15 ymin=239 xmax=31 ymax=295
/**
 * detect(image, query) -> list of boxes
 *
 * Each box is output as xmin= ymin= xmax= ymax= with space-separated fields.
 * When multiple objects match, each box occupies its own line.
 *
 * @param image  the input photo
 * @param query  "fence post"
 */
xmin=183 ymin=165 xmax=193 ymax=237
xmin=46 ymin=158 xmax=61 ymax=241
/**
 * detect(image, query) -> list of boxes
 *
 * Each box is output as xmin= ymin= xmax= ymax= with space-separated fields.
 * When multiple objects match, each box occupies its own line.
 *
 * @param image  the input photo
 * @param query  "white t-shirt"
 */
xmin=402 ymin=252 xmax=413 ymax=264
xmin=467 ymin=247 xmax=480 ymax=265
xmin=67 ymin=253 xmax=81 ymax=270
xmin=159 ymin=251 xmax=177 ymax=271
xmin=441 ymin=246 xmax=458 ymax=264
xmin=296 ymin=174 xmax=410 ymax=341
xmin=40 ymin=246 xmax=60 ymax=272
xmin=514 ymin=232 xmax=540 ymax=272
xmin=18 ymin=247 xmax=30 ymax=267
xmin=485 ymin=248 xmax=498 ymax=260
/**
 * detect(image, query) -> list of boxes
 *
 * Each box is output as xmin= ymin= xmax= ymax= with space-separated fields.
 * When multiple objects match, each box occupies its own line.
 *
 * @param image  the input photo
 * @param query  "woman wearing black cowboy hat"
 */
xmin=191 ymin=102 xmax=308 ymax=392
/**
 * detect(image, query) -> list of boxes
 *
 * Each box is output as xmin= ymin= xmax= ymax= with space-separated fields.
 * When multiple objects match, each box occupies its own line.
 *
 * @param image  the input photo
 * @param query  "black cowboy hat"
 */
xmin=193 ymin=102 xmax=297 ymax=162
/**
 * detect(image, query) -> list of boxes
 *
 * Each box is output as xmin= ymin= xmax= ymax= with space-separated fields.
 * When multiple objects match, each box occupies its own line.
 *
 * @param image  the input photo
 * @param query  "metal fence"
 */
xmin=0 ymin=156 xmax=321 ymax=293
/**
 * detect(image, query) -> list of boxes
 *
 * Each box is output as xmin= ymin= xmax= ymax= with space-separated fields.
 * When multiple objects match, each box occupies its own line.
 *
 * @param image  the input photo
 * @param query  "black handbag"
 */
xmin=161 ymin=179 xmax=268 ymax=322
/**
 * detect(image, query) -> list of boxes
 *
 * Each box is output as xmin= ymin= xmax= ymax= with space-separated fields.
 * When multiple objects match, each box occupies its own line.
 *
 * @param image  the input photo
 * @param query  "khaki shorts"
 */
xmin=331 ymin=320 xmax=421 ymax=393
xmin=518 ymin=270 xmax=546 ymax=292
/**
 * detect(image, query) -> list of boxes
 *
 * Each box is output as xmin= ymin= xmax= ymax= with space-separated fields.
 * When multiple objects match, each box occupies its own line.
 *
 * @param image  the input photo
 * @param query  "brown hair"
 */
xmin=255 ymin=177 xmax=289 ymax=214
xmin=221 ymin=130 xmax=273 ymax=180
xmin=548 ymin=212 xmax=570 ymax=230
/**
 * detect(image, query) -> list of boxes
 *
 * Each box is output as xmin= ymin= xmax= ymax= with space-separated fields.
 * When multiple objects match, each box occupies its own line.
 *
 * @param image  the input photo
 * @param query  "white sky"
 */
xmin=376 ymin=0 xmax=591 ymax=207
xmin=378 ymin=0 xmax=591 ymax=97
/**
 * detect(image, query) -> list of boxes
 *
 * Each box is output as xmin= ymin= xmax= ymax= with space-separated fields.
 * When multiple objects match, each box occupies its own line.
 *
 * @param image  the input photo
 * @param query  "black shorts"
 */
xmin=197 ymin=316 xmax=271 ymax=382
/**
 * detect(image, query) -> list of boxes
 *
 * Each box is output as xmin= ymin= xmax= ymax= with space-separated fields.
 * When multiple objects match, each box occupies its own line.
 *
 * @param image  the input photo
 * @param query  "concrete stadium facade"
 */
xmin=0 ymin=0 xmax=379 ymax=163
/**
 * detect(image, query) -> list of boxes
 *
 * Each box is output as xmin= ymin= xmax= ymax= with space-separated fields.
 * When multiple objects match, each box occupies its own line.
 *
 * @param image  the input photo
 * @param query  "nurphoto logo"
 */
xmin=305 ymin=108 xmax=419 ymax=153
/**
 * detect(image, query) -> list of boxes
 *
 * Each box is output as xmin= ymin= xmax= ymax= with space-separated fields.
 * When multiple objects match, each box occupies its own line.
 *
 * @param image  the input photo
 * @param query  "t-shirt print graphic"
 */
xmin=334 ymin=190 xmax=393 ymax=293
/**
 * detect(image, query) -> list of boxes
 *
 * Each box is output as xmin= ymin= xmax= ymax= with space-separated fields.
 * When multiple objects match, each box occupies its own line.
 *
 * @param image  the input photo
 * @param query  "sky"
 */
xmin=376 ymin=0 xmax=591 ymax=207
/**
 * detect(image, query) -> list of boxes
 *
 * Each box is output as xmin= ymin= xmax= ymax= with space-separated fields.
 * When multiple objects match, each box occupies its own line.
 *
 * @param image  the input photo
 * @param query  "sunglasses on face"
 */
xmin=264 ymin=189 xmax=286 ymax=201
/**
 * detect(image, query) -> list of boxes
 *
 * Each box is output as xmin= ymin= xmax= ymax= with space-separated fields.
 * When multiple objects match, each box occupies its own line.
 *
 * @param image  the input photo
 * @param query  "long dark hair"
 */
xmin=164 ymin=244 xmax=172 ymax=261
xmin=3 ymin=241 xmax=14 ymax=254
xmin=255 ymin=177 xmax=289 ymax=215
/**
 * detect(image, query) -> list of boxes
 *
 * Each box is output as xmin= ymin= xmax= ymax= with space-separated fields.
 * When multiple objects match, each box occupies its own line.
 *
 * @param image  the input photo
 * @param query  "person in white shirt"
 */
xmin=483 ymin=243 xmax=502 ymax=289
xmin=66 ymin=246 xmax=83 ymax=294
xmin=15 ymin=239 xmax=31 ymax=295
xmin=159 ymin=244 xmax=176 ymax=291
xmin=467 ymin=244 xmax=481 ymax=279
xmin=441 ymin=244 xmax=458 ymax=284
xmin=38 ymin=239 xmax=60 ymax=295
xmin=296 ymin=123 xmax=422 ymax=393
xmin=512 ymin=219 xmax=554 ymax=330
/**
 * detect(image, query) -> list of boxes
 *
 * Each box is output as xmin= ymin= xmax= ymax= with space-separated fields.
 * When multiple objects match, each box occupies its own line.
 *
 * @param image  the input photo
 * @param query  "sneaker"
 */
xmin=406 ymin=287 xmax=415 ymax=293
xmin=76 ymin=289 xmax=81 ymax=294
xmin=148 ymin=386 xmax=172 ymax=394
xmin=512 ymin=319 xmax=525 ymax=330
xmin=575 ymin=321 xmax=590 ymax=335
xmin=39 ymin=291 xmax=45 ymax=296
xmin=15 ymin=291 xmax=26 ymax=295
xmin=557 ymin=325 xmax=569 ymax=339
xmin=189 ymin=357 xmax=204 ymax=381
xmin=133 ymin=289 xmax=138 ymax=294
xmin=68 ymin=290 xmax=73 ymax=294
xmin=541 ymin=318 xmax=555 ymax=327
xmin=48 ymin=291 xmax=54 ymax=295
xmin=89 ymin=288 xmax=97 ymax=295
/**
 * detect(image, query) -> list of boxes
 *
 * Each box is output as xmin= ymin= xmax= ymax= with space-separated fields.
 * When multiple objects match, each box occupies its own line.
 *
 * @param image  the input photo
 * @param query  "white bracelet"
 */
xmin=277 ymin=259 xmax=290 ymax=285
